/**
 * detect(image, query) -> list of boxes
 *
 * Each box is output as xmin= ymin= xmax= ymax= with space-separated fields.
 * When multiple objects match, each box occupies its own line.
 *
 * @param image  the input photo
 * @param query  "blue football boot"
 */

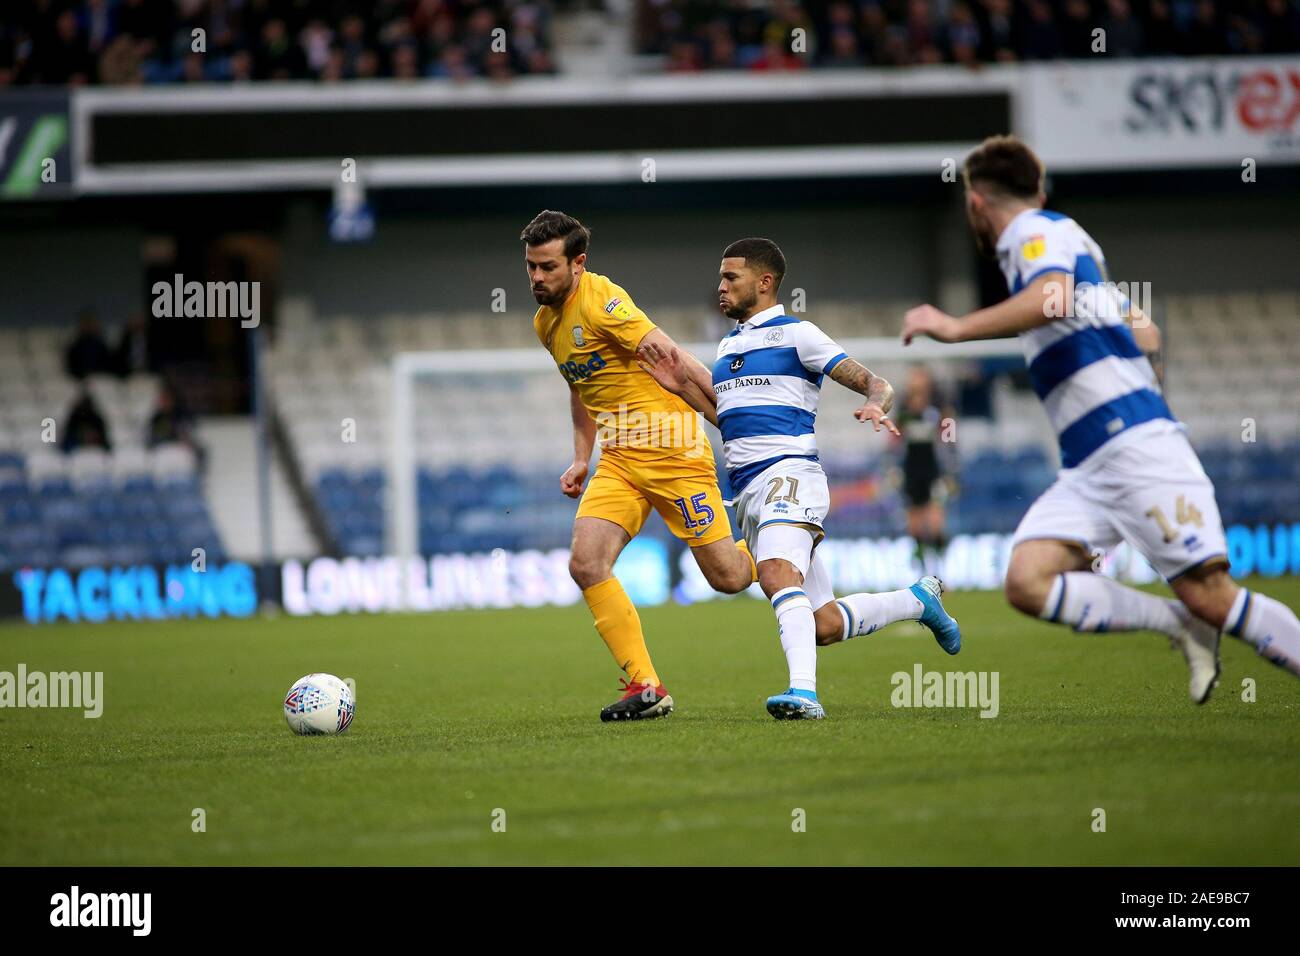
xmin=765 ymin=687 xmax=826 ymax=720
xmin=910 ymin=575 xmax=961 ymax=655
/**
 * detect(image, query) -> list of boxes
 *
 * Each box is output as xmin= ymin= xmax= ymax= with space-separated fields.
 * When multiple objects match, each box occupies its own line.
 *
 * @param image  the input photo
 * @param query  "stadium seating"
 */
xmin=2 ymin=3 xmax=559 ymax=85
xmin=0 ymin=327 xmax=225 ymax=573
xmin=11 ymin=288 xmax=1299 ymax=570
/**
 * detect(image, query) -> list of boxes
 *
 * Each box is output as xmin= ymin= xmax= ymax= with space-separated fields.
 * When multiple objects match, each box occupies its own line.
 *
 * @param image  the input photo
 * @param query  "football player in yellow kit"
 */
xmin=522 ymin=209 xmax=757 ymax=721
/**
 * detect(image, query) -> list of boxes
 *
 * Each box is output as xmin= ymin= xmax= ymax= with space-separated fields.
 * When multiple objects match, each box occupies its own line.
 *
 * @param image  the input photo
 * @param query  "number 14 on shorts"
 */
xmin=674 ymin=493 xmax=715 ymax=530
xmin=1146 ymin=495 xmax=1204 ymax=544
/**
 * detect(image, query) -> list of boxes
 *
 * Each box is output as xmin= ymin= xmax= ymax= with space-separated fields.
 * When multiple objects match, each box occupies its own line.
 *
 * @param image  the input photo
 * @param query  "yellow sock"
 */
xmin=583 ymin=577 xmax=660 ymax=687
xmin=736 ymin=539 xmax=758 ymax=584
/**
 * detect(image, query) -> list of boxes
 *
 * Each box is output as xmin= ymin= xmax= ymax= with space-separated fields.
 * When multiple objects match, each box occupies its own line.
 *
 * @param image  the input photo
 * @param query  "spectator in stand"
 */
xmin=147 ymin=382 xmax=187 ymax=445
xmin=147 ymin=380 xmax=207 ymax=469
xmin=1060 ymin=0 xmax=1099 ymax=57
xmin=253 ymin=17 xmax=305 ymax=80
xmin=707 ymin=22 xmax=740 ymax=69
xmin=300 ymin=19 xmax=334 ymax=76
xmin=1101 ymin=0 xmax=1146 ymax=56
xmin=906 ymin=0 xmax=944 ymax=63
xmin=26 ymin=8 xmax=96 ymax=84
xmin=65 ymin=309 xmax=113 ymax=380
xmin=749 ymin=36 xmax=806 ymax=71
xmin=947 ymin=2 xmax=984 ymax=66
xmin=1179 ymin=0 xmax=1228 ymax=55
xmin=63 ymin=390 xmax=112 ymax=453
xmin=665 ymin=38 xmax=702 ymax=72
xmin=1144 ymin=0 xmax=1178 ymax=54
xmin=822 ymin=24 xmax=866 ymax=67
xmin=98 ymin=32 xmax=145 ymax=84
xmin=859 ymin=3 xmax=890 ymax=62
xmin=1019 ymin=0 xmax=1062 ymax=59
xmin=391 ymin=41 xmax=420 ymax=80
xmin=979 ymin=0 xmax=1018 ymax=61
xmin=114 ymin=310 xmax=152 ymax=378
xmin=463 ymin=7 xmax=502 ymax=73
xmin=1261 ymin=0 xmax=1300 ymax=52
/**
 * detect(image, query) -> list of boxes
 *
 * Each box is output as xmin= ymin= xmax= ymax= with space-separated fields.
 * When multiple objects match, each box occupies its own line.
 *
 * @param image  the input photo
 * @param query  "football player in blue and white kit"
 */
xmin=639 ymin=238 xmax=961 ymax=720
xmin=901 ymin=135 xmax=1300 ymax=702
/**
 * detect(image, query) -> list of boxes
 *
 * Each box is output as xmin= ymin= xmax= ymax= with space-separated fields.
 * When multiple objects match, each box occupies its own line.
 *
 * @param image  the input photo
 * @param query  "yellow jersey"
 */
xmin=534 ymin=270 xmax=709 ymax=463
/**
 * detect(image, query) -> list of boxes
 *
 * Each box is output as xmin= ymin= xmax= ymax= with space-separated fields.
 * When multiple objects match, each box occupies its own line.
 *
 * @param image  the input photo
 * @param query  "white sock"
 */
xmin=1042 ymin=572 xmax=1183 ymax=634
xmin=772 ymin=586 xmax=816 ymax=691
xmin=836 ymin=589 xmax=924 ymax=640
xmin=1226 ymin=588 xmax=1300 ymax=677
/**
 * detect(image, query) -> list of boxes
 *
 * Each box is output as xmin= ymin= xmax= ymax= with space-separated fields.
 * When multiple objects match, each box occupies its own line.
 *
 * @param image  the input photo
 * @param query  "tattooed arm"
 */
xmin=829 ymin=358 xmax=901 ymax=436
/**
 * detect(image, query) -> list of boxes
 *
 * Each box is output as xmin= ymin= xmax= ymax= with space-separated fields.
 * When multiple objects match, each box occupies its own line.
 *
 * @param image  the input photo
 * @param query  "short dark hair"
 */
xmin=520 ymin=209 xmax=590 ymax=261
xmin=963 ymin=135 xmax=1045 ymax=201
xmin=722 ymin=237 xmax=786 ymax=290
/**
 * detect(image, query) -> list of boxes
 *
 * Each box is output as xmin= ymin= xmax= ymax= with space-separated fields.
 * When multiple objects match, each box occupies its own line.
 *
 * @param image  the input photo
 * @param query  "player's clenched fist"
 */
xmin=560 ymin=460 xmax=588 ymax=498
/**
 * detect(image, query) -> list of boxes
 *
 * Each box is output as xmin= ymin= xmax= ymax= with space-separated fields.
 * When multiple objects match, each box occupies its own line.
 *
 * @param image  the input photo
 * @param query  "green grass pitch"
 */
xmin=2 ymin=578 xmax=1297 ymax=866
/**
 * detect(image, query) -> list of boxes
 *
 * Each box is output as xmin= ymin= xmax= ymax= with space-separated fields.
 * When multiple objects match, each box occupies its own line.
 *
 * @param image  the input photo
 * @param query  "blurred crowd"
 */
xmin=0 ymin=0 xmax=556 ymax=86
xmin=637 ymin=0 xmax=1300 ymax=69
xmin=61 ymin=308 xmax=205 ymax=464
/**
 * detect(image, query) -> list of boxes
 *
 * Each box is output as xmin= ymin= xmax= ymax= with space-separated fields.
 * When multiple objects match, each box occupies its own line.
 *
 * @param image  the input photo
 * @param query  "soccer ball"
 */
xmin=283 ymin=673 xmax=355 ymax=736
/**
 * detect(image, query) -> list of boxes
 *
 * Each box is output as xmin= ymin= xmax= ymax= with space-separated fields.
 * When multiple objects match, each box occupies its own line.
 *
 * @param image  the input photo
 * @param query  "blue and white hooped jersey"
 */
xmin=996 ymin=208 xmax=1176 ymax=469
xmin=712 ymin=304 xmax=848 ymax=494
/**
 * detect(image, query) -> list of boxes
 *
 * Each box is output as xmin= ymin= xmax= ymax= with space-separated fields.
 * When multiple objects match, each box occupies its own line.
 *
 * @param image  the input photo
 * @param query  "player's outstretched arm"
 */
xmin=902 ymin=271 xmax=1068 ymax=344
xmin=560 ymin=384 xmax=596 ymax=498
xmin=829 ymin=358 xmax=902 ymax=436
xmin=636 ymin=332 xmax=721 ymax=428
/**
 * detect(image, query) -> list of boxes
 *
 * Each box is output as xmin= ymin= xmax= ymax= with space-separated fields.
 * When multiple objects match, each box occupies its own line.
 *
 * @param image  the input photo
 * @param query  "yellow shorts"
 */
xmin=577 ymin=453 xmax=734 ymax=547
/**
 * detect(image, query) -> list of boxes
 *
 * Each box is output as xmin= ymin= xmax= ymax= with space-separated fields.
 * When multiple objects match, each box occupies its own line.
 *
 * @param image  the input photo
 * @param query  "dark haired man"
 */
xmin=640 ymin=238 xmax=961 ymax=720
xmin=901 ymin=135 xmax=1300 ymax=701
xmin=521 ymin=210 xmax=758 ymax=721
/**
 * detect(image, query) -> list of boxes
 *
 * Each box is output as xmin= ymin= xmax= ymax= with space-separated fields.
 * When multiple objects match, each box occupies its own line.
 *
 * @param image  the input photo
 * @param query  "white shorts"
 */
xmin=733 ymin=456 xmax=831 ymax=550
xmin=733 ymin=456 xmax=837 ymax=609
xmin=1011 ymin=428 xmax=1228 ymax=581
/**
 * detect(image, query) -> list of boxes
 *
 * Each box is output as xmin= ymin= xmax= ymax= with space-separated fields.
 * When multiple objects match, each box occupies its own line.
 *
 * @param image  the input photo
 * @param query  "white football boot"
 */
xmin=1168 ymin=602 xmax=1221 ymax=704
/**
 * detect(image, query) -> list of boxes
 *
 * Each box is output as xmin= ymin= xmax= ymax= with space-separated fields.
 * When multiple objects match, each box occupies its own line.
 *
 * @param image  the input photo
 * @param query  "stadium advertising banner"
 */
xmin=1025 ymin=56 xmax=1300 ymax=171
xmin=275 ymin=522 xmax=1300 ymax=619
xmin=4 ymin=561 xmax=258 ymax=625
xmin=0 ymin=90 xmax=72 ymax=200
xmin=5 ymin=524 xmax=1297 ymax=622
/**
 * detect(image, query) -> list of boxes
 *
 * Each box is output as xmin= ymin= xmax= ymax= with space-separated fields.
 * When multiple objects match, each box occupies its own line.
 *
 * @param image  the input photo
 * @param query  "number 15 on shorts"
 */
xmin=674 ymin=493 xmax=715 ymax=530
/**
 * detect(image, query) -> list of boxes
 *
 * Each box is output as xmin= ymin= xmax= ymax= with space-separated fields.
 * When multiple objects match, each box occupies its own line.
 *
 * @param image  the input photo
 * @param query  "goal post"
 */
xmin=386 ymin=336 xmax=1026 ymax=563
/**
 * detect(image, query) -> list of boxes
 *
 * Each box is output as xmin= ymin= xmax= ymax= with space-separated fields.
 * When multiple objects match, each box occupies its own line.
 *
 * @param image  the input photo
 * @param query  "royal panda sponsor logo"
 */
xmin=715 ymin=376 xmax=771 ymax=393
xmin=729 ymin=356 xmax=745 ymax=373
